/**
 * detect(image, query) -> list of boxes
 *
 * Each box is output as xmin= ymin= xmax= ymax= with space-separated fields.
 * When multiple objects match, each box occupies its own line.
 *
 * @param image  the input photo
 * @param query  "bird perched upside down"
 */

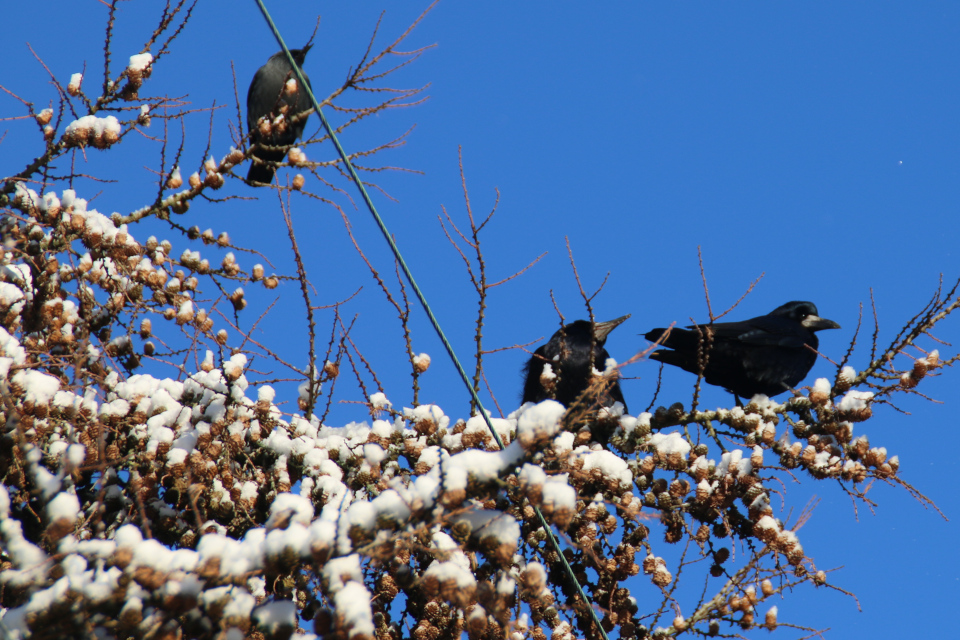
xmin=644 ymin=301 xmax=840 ymax=401
xmin=246 ymin=45 xmax=313 ymax=184
xmin=522 ymin=315 xmax=631 ymax=416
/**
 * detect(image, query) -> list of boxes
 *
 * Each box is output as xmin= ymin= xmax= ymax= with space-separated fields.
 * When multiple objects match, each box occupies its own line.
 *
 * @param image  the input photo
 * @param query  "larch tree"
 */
xmin=0 ymin=3 xmax=956 ymax=640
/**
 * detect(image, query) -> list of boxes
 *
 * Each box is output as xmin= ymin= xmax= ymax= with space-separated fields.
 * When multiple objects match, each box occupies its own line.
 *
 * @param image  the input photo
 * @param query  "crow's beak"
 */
xmin=594 ymin=314 xmax=631 ymax=342
xmin=802 ymin=315 xmax=841 ymax=332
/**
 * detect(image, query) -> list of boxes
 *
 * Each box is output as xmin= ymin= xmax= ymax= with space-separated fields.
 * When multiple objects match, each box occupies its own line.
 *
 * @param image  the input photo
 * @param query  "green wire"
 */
xmin=252 ymin=3 xmax=610 ymax=638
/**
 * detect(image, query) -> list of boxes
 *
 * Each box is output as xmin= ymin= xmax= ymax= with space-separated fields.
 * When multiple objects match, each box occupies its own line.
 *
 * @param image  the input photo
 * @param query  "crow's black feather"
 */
xmin=645 ymin=301 xmax=840 ymax=400
xmin=247 ymin=46 xmax=312 ymax=184
xmin=522 ymin=316 xmax=630 ymax=416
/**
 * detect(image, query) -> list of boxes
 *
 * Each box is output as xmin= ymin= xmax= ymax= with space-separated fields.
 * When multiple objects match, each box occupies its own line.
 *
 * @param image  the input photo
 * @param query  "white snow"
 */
xmin=14 ymin=370 xmax=61 ymax=405
xmin=369 ymin=392 xmax=391 ymax=410
xmin=413 ymin=352 xmax=430 ymax=368
xmin=127 ymin=52 xmax=154 ymax=73
xmin=647 ymin=431 xmax=691 ymax=458
xmin=812 ymin=377 xmax=831 ymax=395
xmin=755 ymin=515 xmax=779 ymax=534
xmin=577 ymin=449 xmax=632 ymax=486
xmin=333 ymin=582 xmax=375 ymax=637
xmin=65 ymin=115 xmax=121 ymax=138
xmin=838 ymin=390 xmax=873 ymax=413
xmin=716 ymin=449 xmax=752 ymax=477
xmin=541 ymin=479 xmax=576 ymax=513
xmin=518 ymin=464 xmax=546 ymax=490
xmin=363 ymin=443 xmax=385 ymax=465
xmin=449 ymin=442 xmax=524 ymax=485
xmin=423 ymin=559 xmax=477 ymax=589
xmin=258 ymin=385 xmax=276 ymax=402
xmin=450 ymin=509 xmax=520 ymax=546
xmin=253 ymin=599 xmax=296 ymax=631
xmin=404 ymin=404 xmax=449 ymax=431
xmin=516 ymin=400 xmax=565 ymax=445
xmin=46 ymin=492 xmax=80 ymax=522
xmin=839 ymin=366 xmax=857 ymax=385
xmin=322 ymin=554 xmax=363 ymax=594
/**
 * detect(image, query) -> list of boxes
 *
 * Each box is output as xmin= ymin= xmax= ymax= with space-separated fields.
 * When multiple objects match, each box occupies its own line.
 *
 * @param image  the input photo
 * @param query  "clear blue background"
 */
xmin=3 ymin=2 xmax=958 ymax=637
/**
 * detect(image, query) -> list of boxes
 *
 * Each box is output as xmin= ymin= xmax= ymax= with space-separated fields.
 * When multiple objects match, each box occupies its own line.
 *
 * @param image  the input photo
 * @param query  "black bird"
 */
xmin=247 ymin=46 xmax=313 ymax=184
xmin=522 ymin=315 xmax=630 ymax=412
xmin=644 ymin=301 xmax=840 ymax=400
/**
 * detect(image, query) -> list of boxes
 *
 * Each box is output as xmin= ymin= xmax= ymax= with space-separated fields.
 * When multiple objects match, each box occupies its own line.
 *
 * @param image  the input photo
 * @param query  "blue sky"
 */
xmin=3 ymin=2 xmax=959 ymax=637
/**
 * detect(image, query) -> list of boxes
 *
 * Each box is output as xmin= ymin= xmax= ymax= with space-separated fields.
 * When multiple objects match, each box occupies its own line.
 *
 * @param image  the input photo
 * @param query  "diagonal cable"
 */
xmin=251 ymin=3 xmax=610 ymax=637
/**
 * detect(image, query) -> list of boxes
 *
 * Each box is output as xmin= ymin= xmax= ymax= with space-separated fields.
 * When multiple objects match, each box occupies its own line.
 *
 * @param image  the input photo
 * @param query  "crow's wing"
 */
xmin=709 ymin=315 xmax=809 ymax=349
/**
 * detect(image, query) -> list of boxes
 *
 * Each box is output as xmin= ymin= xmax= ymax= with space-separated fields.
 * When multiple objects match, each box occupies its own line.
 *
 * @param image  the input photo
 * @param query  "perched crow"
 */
xmin=247 ymin=46 xmax=313 ymax=184
xmin=644 ymin=301 xmax=840 ymax=400
xmin=522 ymin=315 xmax=630 ymax=412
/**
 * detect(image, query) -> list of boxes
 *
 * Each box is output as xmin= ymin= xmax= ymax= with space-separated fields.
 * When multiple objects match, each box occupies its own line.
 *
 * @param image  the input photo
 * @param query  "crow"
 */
xmin=247 ymin=46 xmax=313 ymax=184
xmin=644 ymin=301 xmax=840 ymax=400
xmin=522 ymin=315 xmax=630 ymax=413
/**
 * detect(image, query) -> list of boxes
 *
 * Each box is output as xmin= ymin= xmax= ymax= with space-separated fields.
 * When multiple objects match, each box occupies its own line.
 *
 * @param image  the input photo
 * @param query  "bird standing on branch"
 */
xmin=644 ymin=301 xmax=840 ymax=401
xmin=522 ymin=315 xmax=631 ymax=413
xmin=246 ymin=46 xmax=313 ymax=184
